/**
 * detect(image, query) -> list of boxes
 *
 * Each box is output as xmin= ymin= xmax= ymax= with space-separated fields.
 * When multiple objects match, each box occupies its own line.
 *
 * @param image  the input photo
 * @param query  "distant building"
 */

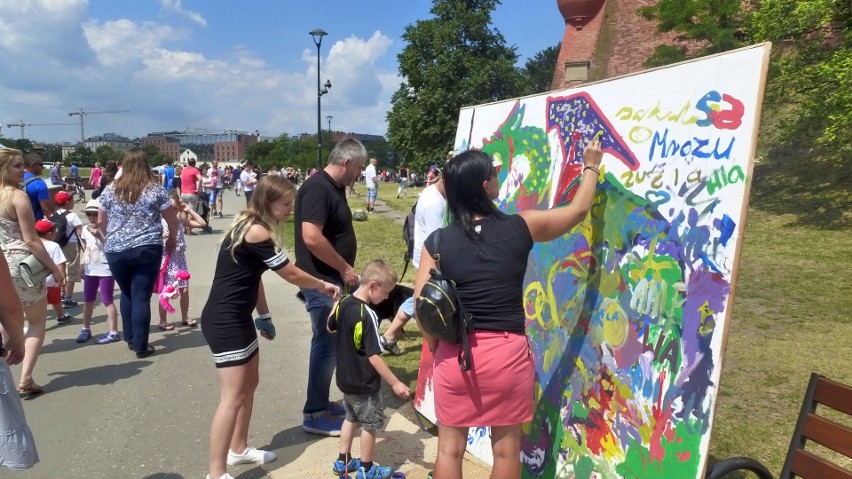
xmin=141 ymin=135 xmax=182 ymax=161
xmin=143 ymin=129 xmax=258 ymax=162
xmin=213 ymin=134 xmax=257 ymax=163
xmin=180 ymin=149 xmax=198 ymax=164
xmin=84 ymin=133 xmax=136 ymax=154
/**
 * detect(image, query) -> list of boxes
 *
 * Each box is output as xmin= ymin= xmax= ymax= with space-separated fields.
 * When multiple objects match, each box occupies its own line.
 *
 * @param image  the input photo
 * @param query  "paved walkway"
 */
xmin=8 ymin=192 xmax=489 ymax=478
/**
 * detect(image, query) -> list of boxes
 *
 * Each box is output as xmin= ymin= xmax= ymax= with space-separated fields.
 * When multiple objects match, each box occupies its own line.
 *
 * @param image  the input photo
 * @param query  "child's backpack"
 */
xmin=49 ymin=210 xmax=74 ymax=248
xmin=400 ymin=204 xmax=416 ymax=280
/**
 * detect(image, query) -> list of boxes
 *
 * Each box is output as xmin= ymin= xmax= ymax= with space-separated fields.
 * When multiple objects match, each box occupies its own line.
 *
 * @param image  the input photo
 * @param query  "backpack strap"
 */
xmin=431 ymin=229 xmax=473 ymax=372
xmin=22 ymin=176 xmax=41 ymax=188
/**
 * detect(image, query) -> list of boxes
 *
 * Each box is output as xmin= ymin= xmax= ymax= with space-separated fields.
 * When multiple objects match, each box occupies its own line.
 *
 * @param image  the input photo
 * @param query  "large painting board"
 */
xmin=413 ymin=43 xmax=771 ymax=478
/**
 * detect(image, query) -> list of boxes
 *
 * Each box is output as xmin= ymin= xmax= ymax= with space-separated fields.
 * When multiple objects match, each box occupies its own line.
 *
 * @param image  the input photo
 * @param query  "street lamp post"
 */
xmin=310 ymin=28 xmax=331 ymax=170
xmin=326 ymin=115 xmax=333 ymax=150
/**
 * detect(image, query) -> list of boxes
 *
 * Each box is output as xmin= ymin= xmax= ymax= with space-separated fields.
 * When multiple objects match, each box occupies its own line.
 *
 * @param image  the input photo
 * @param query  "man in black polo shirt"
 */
xmin=295 ymin=138 xmax=367 ymax=436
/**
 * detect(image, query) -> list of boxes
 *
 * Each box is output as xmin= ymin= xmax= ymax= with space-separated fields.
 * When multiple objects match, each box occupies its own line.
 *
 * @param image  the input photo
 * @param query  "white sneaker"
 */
xmin=227 ymin=446 xmax=276 ymax=465
xmin=206 ymin=474 xmax=234 ymax=479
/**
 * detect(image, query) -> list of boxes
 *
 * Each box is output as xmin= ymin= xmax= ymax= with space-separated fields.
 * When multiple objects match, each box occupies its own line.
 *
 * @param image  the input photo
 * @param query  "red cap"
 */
xmin=35 ymin=219 xmax=55 ymax=233
xmin=55 ymin=191 xmax=73 ymax=205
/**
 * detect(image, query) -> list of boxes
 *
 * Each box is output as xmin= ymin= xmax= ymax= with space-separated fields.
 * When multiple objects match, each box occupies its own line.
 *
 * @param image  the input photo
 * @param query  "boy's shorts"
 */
xmin=342 ymin=392 xmax=385 ymax=431
xmin=399 ymin=296 xmax=413 ymax=317
xmin=47 ymin=286 xmax=61 ymax=305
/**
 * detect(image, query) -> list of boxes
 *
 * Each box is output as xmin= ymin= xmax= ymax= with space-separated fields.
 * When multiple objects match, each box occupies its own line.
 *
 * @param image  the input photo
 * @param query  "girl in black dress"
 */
xmin=202 ymin=175 xmax=339 ymax=479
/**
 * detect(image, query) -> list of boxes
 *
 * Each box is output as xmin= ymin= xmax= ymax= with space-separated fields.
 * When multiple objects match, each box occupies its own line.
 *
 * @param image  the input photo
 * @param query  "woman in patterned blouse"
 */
xmin=97 ymin=149 xmax=178 ymax=359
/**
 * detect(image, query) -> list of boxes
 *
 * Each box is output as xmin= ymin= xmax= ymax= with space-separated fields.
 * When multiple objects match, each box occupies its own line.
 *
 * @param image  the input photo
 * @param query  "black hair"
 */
xmin=443 ymin=150 xmax=501 ymax=238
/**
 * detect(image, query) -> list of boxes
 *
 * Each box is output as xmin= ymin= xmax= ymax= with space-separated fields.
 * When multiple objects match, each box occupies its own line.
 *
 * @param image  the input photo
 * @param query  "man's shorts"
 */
xmin=181 ymin=193 xmax=199 ymax=212
xmin=342 ymin=392 xmax=385 ymax=431
xmin=367 ymin=187 xmax=377 ymax=202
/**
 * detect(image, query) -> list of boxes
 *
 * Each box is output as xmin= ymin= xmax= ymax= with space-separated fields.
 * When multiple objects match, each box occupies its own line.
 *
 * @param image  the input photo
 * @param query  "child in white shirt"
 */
xmin=34 ymin=220 xmax=71 ymax=324
xmin=78 ymin=200 xmax=120 ymax=344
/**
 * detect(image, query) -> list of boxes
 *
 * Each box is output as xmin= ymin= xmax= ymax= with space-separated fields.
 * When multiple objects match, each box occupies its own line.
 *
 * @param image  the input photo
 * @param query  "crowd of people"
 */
xmin=0 ymin=137 xmax=605 ymax=479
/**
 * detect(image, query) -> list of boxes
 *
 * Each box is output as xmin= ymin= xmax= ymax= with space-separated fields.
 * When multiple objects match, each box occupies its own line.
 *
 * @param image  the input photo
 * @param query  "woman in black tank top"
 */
xmin=414 ymin=141 xmax=604 ymax=479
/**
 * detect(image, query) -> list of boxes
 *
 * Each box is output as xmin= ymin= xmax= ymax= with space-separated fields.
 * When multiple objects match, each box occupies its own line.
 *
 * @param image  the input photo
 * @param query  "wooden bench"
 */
xmin=707 ymin=373 xmax=852 ymax=479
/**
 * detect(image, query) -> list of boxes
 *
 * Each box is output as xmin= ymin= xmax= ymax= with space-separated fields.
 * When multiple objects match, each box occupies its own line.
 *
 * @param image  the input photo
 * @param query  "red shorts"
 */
xmin=46 ymin=286 xmax=62 ymax=305
xmin=433 ymin=330 xmax=534 ymax=427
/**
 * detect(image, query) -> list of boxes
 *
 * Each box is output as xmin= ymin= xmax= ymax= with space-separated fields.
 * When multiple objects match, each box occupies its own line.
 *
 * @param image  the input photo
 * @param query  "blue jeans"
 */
xmin=106 ymin=244 xmax=163 ymax=353
xmin=301 ymin=287 xmax=338 ymax=416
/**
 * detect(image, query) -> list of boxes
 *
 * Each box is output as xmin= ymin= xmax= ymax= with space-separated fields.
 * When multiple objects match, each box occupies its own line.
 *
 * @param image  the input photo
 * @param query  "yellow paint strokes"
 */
xmin=627 ymin=238 xmax=668 ymax=283
xmin=698 ymin=300 xmax=714 ymax=322
xmin=543 ymin=334 xmax=564 ymax=372
xmin=616 ymin=381 xmax=635 ymax=401
xmin=599 ymin=429 xmax=625 ymax=461
xmin=601 ymin=297 xmax=628 ymax=347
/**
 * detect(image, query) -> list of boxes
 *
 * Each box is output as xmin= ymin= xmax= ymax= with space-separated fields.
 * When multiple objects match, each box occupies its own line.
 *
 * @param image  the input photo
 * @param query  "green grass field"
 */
xmin=330 ymin=180 xmax=852 ymax=475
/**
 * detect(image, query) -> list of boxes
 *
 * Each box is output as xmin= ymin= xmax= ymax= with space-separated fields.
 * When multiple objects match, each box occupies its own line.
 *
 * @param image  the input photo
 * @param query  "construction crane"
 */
xmin=6 ymin=120 xmax=77 ymax=140
xmin=67 ymin=108 xmax=130 ymax=143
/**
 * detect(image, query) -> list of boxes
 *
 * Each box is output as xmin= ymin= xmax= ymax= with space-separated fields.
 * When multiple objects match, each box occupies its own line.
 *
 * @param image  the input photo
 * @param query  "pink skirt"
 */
xmin=433 ymin=330 xmax=534 ymax=427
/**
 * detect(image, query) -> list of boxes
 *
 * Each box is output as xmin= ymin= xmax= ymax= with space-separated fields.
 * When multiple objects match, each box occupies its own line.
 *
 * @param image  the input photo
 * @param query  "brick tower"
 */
xmin=551 ymin=0 xmax=607 ymax=89
xmin=551 ymin=0 xmax=697 ymax=89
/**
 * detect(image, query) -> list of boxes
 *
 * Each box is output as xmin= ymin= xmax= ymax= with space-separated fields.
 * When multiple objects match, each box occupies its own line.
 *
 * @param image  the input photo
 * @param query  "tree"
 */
xmin=521 ymin=42 xmax=561 ymax=94
xmin=749 ymin=0 xmax=851 ymax=157
xmin=387 ymin=0 xmax=526 ymax=172
xmin=141 ymin=144 xmax=160 ymax=159
xmin=93 ymin=145 xmax=122 ymax=166
xmin=65 ymin=146 xmax=94 ymax=167
xmin=639 ymin=0 xmax=746 ymax=67
xmin=0 ymin=138 xmax=35 ymax=152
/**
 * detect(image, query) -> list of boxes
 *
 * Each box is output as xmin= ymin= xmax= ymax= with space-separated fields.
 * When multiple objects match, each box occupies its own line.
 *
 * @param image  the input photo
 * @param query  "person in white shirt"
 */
xmin=240 ymin=162 xmax=259 ymax=206
xmin=53 ymin=191 xmax=84 ymax=308
xmin=78 ymin=200 xmax=120 ymax=344
xmin=364 ymin=158 xmax=378 ymax=212
xmin=380 ymin=176 xmax=447 ymax=354
xmin=34 ymin=220 xmax=71 ymax=325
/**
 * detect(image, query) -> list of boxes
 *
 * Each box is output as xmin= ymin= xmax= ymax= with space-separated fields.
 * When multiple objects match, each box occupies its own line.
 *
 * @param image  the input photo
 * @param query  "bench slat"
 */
xmin=801 ymin=413 xmax=852 ymax=457
xmin=814 ymin=377 xmax=852 ymax=415
xmin=790 ymin=449 xmax=852 ymax=479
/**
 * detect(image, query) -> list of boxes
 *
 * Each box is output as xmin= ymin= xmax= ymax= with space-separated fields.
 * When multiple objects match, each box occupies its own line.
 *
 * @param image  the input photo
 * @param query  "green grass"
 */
xmin=707 ymin=208 xmax=852 ymax=473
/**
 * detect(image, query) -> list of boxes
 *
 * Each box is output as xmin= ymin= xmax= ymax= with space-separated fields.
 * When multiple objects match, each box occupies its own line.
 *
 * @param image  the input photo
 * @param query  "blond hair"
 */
xmin=359 ymin=259 xmax=398 ymax=287
xmin=0 ymin=147 xmax=24 ymax=189
xmin=220 ymin=175 xmax=296 ymax=260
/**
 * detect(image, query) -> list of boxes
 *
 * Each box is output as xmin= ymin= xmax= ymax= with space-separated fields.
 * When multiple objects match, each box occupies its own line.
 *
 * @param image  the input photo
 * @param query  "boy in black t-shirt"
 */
xmin=326 ymin=260 xmax=410 ymax=479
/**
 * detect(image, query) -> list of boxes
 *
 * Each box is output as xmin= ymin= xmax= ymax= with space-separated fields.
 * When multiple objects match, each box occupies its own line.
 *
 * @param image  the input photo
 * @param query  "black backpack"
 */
xmin=400 ymin=204 xmax=416 ymax=280
xmin=415 ymin=228 xmax=472 ymax=371
xmin=49 ymin=210 xmax=75 ymax=248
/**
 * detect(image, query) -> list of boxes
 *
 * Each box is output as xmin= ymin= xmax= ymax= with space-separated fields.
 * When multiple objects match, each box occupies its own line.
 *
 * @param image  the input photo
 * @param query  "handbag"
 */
xmin=415 ymin=228 xmax=473 ymax=371
xmin=0 ymin=228 xmax=50 ymax=288
xmin=19 ymin=253 xmax=50 ymax=288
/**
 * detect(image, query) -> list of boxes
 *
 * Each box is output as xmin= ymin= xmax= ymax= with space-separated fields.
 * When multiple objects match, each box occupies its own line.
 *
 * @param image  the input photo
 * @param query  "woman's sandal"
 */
xmin=18 ymin=380 xmax=44 ymax=396
xmin=158 ymin=323 xmax=175 ymax=331
xmin=181 ymin=319 xmax=198 ymax=328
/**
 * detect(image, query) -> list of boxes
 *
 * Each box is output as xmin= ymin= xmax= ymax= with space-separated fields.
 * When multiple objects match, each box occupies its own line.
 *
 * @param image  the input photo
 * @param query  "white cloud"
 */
xmin=0 ymin=1 xmax=399 ymax=143
xmin=159 ymin=0 xmax=208 ymax=27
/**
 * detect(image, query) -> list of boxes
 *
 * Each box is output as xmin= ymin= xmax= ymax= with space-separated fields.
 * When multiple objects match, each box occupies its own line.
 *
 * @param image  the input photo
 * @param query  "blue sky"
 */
xmin=0 ymin=0 xmax=564 ymax=144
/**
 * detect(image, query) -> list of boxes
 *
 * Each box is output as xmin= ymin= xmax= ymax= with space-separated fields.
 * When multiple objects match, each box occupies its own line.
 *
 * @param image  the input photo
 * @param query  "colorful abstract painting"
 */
xmin=414 ymin=44 xmax=771 ymax=478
